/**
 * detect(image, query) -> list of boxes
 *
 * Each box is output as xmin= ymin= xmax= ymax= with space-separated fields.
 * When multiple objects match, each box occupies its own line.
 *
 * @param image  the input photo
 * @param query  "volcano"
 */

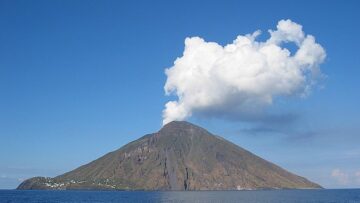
xmin=18 ymin=121 xmax=321 ymax=190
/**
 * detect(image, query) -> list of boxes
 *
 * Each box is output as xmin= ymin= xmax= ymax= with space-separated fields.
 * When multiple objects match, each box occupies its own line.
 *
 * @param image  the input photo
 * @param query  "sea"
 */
xmin=0 ymin=189 xmax=360 ymax=203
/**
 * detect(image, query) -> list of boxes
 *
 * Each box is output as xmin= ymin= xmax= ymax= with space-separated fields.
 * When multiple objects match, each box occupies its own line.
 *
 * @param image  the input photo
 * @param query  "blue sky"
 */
xmin=0 ymin=0 xmax=359 ymax=189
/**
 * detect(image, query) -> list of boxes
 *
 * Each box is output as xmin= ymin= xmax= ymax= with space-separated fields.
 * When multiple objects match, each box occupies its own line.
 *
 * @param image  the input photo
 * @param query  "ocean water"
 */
xmin=0 ymin=189 xmax=360 ymax=203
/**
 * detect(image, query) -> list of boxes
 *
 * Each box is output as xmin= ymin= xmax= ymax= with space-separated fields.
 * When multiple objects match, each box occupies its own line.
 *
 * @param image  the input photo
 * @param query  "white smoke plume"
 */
xmin=163 ymin=19 xmax=326 ymax=125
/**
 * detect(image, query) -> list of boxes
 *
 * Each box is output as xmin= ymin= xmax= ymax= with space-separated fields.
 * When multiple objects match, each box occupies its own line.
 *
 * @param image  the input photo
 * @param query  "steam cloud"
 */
xmin=163 ymin=19 xmax=326 ymax=125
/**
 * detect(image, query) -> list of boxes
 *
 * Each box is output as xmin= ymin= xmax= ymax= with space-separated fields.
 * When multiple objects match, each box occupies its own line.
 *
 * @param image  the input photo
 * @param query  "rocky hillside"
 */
xmin=18 ymin=121 xmax=321 ymax=190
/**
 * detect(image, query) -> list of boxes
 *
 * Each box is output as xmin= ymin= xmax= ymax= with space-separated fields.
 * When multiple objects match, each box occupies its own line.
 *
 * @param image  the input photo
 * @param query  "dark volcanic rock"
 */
xmin=18 ymin=121 xmax=321 ymax=190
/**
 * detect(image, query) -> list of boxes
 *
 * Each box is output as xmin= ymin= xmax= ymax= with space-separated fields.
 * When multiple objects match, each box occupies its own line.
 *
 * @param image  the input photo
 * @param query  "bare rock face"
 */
xmin=17 ymin=121 xmax=321 ymax=190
